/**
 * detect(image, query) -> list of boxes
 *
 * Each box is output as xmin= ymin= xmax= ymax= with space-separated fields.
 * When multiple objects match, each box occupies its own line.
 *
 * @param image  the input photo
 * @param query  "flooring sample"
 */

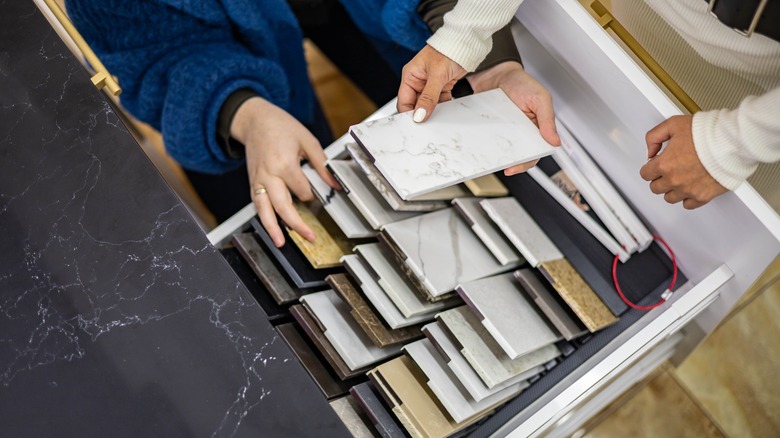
xmin=220 ymin=246 xmax=288 ymax=322
xmin=327 ymin=159 xmax=418 ymax=230
xmin=341 ymin=254 xmax=435 ymax=329
xmin=350 ymin=382 xmax=406 ymax=438
xmin=452 ymin=197 xmax=522 ymax=266
xmin=329 ymin=396 xmax=376 ymax=438
xmin=423 ymin=322 xmax=529 ymax=403
xmin=464 ymin=174 xmax=508 ymax=197
xmin=231 ymin=232 xmax=304 ymax=305
xmin=381 ymin=208 xmax=519 ymax=299
xmin=538 ymin=259 xmax=618 ymax=332
xmin=354 ymin=243 xmax=458 ymax=318
xmin=290 ymin=304 xmax=367 ymax=380
xmin=437 ymin=306 xmax=558 ymax=389
xmin=301 ymin=290 xmax=403 ymax=371
xmin=404 ymin=183 xmax=470 ymax=201
xmin=514 ymin=268 xmax=588 ymax=341
xmin=303 ymin=166 xmax=376 ymax=239
xmin=346 ymin=143 xmax=447 ymax=212
xmin=376 ymin=232 xmax=453 ymax=303
xmin=327 ymin=273 xmax=424 ymax=348
xmin=480 ymin=197 xmax=563 ymax=267
xmin=350 ymin=89 xmax=555 ymax=200
xmin=287 ymin=200 xmax=353 ymax=269
xmin=456 ymin=273 xmax=561 ymax=359
xmin=367 ymin=356 xmax=482 ymax=438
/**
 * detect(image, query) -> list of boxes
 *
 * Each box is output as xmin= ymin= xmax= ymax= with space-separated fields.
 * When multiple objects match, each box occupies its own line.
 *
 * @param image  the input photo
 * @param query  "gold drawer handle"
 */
xmin=41 ymin=0 xmax=122 ymax=96
xmin=583 ymin=0 xmax=699 ymax=114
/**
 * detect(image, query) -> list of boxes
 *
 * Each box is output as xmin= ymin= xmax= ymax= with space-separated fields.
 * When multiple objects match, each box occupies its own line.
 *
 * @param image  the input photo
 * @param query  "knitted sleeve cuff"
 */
xmin=426 ymin=25 xmax=489 ymax=72
xmin=692 ymin=109 xmax=757 ymax=190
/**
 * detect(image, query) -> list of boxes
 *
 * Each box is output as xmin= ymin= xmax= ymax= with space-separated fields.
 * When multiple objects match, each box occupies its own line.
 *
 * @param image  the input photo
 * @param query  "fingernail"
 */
xmin=413 ymin=108 xmax=427 ymax=123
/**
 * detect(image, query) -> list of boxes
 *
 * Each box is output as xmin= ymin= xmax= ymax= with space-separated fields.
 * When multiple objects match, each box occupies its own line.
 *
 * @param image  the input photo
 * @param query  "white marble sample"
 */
xmin=303 ymin=166 xmax=375 ymax=238
xmin=327 ymin=160 xmax=418 ymax=230
xmin=354 ymin=243 xmax=458 ymax=318
xmin=456 ymin=273 xmax=561 ymax=359
xmin=349 ymin=89 xmax=555 ymax=200
xmin=480 ymin=197 xmax=563 ymax=267
xmin=341 ymin=254 xmax=434 ymax=329
xmin=404 ymin=339 xmax=524 ymax=423
xmin=382 ymin=208 xmax=519 ymax=298
xmin=452 ymin=197 xmax=522 ymax=266
xmin=423 ymin=322 xmax=529 ymax=403
xmin=437 ymin=306 xmax=559 ymax=388
xmin=300 ymin=290 xmax=402 ymax=371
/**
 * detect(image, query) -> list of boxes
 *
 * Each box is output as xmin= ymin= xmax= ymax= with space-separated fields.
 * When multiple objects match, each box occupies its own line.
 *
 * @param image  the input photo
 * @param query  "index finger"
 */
xmin=397 ymin=82 xmax=419 ymax=113
xmin=267 ymin=178 xmax=315 ymax=242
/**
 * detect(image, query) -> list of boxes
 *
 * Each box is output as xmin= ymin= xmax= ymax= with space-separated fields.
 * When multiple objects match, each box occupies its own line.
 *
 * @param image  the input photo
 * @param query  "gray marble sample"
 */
xmin=514 ymin=269 xmax=588 ymax=340
xmin=304 ymin=166 xmax=376 ymax=238
xmin=456 ymin=273 xmax=561 ymax=359
xmin=452 ymin=197 xmax=523 ymax=266
xmin=480 ymin=197 xmax=564 ymax=267
xmin=341 ymin=255 xmax=434 ymax=329
xmin=232 ymin=232 xmax=303 ymax=304
xmin=437 ymin=307 xmax=558 ymax=388
xmin=381 ymin=208 xmax=520 ymax=299
xmin=349 ymin=89 xmax=555 ymax=200
xmin=350 ymin=382 xmax=406 ymax=438
xmin=423 ymin=322 xmax=529 ymax=403
xmin=301 ymin=290 xmax=402 ymax=371
xmin=346 ymin=143 xmax=448 ymax=212
xmin=354 ymin=243 xmax=458 ymax=318
xmin=329 ymin=395 xmax=376 ymax=438
xmin=327 ymin=160 xmax=418 ymax=230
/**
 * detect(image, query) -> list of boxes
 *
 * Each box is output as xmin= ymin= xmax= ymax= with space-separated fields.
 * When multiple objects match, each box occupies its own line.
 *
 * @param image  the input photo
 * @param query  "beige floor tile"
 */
xmin=733 ymin=255 xmax=780 ymax=310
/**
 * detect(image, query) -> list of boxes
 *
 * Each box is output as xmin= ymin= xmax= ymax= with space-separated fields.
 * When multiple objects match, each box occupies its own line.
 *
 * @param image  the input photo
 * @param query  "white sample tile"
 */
xmin=452 ymin=197 xmax=522 ymax=266
xmin=479 ymin=197 xmax=563 ymax=267
xmin=456 ymin=273 xmax=561 ymax=359
xmin=404 ymin=339 xmax=524 ymax=423
xmin=341 ymin=254 xmax=434 ymax=329
xmin=300 ymin=290 xmax=402 ymax=371
xmin=354 ymin=243 xmax=458 ymax=318
xmin=423 ymin=322 xmax=529 ymax=403
xmin=327 ymin=160 xmax=418 ymax=230
xmin=438 ymin=306 xmax=559 ymax=388
xmin=349 ymin=89 xmax=555 ymax=200
xmin=303 ymin=166 xmax=375 ymax=238
xmin=382 ymin=208 xmax=519 ymax=298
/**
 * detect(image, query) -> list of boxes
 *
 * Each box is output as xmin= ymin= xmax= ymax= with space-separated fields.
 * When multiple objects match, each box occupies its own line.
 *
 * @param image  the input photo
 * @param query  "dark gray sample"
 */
xmin=350 ymin=382 xmax=407 ymax=438
xmin=232 ymin=232 xmax=305 ymax=305
xmin=514 ymin=269 xmax=588 ymax=340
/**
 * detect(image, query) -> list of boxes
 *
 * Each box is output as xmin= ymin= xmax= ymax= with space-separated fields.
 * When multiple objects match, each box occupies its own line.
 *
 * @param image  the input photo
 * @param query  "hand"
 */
xmin=397 ymin=44 xmax=466 ymax=122
xmin=467 ymin=61 xmax=560 ymax=175
xmin=639 ymin=115 xmax=727 ymax=209
xmin=231 ymin=97 xmax=340 ymax=247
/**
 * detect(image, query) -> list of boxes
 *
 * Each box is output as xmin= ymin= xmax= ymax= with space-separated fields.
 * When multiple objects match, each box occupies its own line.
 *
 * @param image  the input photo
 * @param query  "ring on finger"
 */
xmin=254 ymin=184 xmax=267 ymax=196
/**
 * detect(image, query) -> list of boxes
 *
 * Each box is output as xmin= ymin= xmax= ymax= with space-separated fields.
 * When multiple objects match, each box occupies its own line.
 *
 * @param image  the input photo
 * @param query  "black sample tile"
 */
xmin=232 ymin=232 xmax=306 ymax=305
xmin=220 ymin=246 xmax=288 ymax=322
xmin=350 ymin=382 xmax=407 ymax=438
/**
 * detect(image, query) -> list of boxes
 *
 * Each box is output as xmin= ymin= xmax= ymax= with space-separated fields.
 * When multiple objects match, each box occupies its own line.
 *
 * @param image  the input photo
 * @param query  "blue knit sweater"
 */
xmin=66 ymin=0 xmax=429 ymax=173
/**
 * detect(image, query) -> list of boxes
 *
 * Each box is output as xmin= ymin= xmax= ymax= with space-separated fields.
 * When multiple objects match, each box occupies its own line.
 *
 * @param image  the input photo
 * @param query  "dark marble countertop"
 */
xmin=0 ymin=2 xmax=347 ymax=436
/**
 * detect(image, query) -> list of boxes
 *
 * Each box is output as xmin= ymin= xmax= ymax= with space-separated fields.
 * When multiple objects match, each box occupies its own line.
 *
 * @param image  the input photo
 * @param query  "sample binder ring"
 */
xmin=612 ymin=235 xmax=679 ymax=311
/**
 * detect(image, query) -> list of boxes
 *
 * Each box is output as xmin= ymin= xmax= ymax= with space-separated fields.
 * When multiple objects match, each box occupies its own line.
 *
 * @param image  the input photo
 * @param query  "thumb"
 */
xmin=535 ymin=95 xmax=560 ymax=146
xmin=645 ymin=118 xmax=673 ymax=158
xmin=413 ymin=74 xmax=447 ymax=123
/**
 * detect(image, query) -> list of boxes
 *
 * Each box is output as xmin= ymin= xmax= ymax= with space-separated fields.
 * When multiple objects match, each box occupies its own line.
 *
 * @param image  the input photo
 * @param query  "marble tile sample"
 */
xmin=376 ymin=232 xmax=453 ymax=303
xmin=232 ymin=232 xmax=304 ymax=305
xmin=350 ymin=382 xmax=406 ymax=438
xmin=423 ymin=322 xmax=529 ymax=403
xmin=456 ymin=273 xmax=561 ymax=359
xmin=276 ymin=323 xmax=353 ymax=400
xmin=346 ymin=143 xmax=447 ymax=212
xmin=327 ymin=273 xmax=424 ymax=348
xmin=514 ymin=268 xmax=588 ymax=340
xmin=303 ymin=166 xmax=376 ymax=238
xmin=437 ymin=307 xmax=557 ymax=388
xmin=354 ymin=243 xmax=458 ymax=318
xmin=301 ymin=290 xmax=403 ymax=371
xmin=326 ymin=160 xmax=418 ymax=230
xmin=405 ymin=183 xmax=470 ymax=201
xmin=381 ymin=208 xmax=519 ymax=299
xmin=341 ymin=254 xmax=434 ymax=329
xmin=538 ymin=258 xmax=618 ymax=332
xmin=480 ymin=197 xmax=563 ymax=267
xmin=452 ymin=197 xmax=522 ymax=266
xmin=290 ymin=304 xmax=367 ymax=380
xmin=464 ymin=174 xmax=508 ymax=197
xmin=329 ymin=395 xmax=376 ymax=438
xmin=349 ymin=89 xmax=555 ymax=200
xmin=287 ymin=200 xmax=353 ymax=269
xmin=367 ymin=356 xmax=481 ymax=438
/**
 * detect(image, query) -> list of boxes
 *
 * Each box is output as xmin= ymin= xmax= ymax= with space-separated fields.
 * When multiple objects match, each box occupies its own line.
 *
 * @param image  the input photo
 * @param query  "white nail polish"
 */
xmin=413 ymin=108 xmax=427 ymax=123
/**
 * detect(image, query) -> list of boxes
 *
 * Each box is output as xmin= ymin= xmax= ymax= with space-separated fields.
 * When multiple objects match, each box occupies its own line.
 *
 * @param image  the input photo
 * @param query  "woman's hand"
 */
xmin=231 ymin=97 xmax=340 ymax=247
xmin=397 ymin=44 xmax=467 ymax=122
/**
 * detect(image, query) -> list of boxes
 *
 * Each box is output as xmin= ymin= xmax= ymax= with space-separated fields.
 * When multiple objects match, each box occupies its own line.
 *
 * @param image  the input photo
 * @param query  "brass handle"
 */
xmin=41 ymin=0 xmax=121 ymax=96
xmin=583 ymin=0 xmax=699 ymax=113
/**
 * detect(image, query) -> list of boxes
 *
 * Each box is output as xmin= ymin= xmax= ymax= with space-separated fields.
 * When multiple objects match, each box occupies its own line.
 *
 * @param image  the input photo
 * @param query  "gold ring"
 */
xmin=254 ymin=185 xmax=267 ymax=196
